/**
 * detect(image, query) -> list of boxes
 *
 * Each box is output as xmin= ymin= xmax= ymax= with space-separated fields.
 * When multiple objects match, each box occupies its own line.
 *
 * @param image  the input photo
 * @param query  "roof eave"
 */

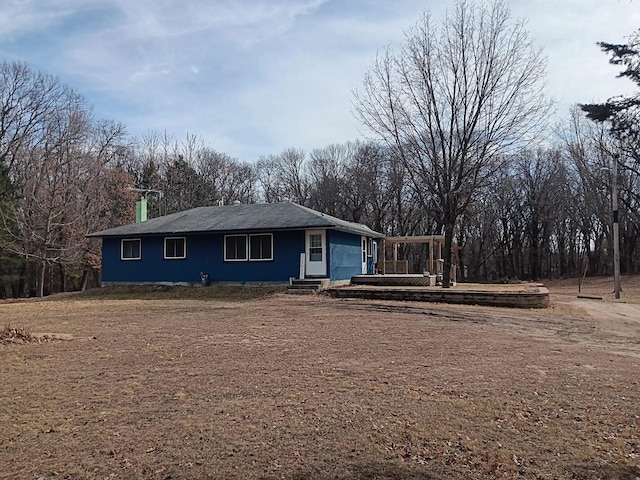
xmin=87 ymin=224 xmax=384 ymax=239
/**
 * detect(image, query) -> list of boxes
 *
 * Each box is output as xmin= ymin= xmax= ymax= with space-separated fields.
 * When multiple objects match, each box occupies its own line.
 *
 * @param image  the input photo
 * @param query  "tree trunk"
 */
xmin=530 ymin=223 xmax=540 ymax=280
xmin=558 ymin=234 xmax=567 ymax=277
xmin=80 ymin=268 xmax=89 ymax=291
xmin=456 ymin=231 xmax=465 ymax=282
xmin=37 ymin=261 xmax=45 ymax=297
xmin=442 ymin=220 xmax=455 ymax=289
xmin=59 ymin=264 xmax=66 ymax=293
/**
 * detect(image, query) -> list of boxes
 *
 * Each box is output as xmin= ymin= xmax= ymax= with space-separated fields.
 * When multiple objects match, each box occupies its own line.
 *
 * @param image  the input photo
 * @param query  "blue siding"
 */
xmin=102 ymin=230 xmax=305 ymax=284
xmin=327 ymin=230 xmax=363 ymax=281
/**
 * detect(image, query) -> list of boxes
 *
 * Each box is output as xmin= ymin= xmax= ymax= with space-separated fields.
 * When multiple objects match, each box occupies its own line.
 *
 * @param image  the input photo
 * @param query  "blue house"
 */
xmin=87 ymin=201 xmax=383 ymax=286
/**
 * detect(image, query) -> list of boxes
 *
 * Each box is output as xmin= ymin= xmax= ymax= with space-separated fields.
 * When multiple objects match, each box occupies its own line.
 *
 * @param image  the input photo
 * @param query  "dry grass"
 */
xmin=0 ymin=279 xmax=639 ymax=479
xmin=54 ymin=284 xmax=287 ymax=302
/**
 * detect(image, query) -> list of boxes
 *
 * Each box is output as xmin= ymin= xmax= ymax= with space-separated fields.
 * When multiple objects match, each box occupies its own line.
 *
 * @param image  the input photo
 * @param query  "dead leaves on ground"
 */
xmin=0 ymin=325 xmax=62 ymax=345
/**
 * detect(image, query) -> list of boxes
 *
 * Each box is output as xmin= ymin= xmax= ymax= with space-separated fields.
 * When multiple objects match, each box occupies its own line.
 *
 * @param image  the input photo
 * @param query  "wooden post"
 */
xmin=382 ymin=238 xmax=386 ymax=274
xmin=428 ymin=238 xmax=434 ymax=274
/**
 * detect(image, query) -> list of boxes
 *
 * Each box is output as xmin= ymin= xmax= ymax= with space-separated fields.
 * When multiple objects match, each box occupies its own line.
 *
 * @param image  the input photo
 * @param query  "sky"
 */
xmin=1 ymin=0 xmax=639 ymax=162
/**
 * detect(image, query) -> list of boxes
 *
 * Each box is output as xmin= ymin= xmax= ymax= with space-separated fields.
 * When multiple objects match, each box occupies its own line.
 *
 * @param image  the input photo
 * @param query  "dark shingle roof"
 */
xmin=87 ymin=202 xmax=384 ymax=238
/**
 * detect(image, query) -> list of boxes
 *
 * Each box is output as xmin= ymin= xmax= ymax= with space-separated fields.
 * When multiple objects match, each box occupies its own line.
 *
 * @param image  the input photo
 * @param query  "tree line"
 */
xmin=1 ymin=0 xmax=638 ymax=296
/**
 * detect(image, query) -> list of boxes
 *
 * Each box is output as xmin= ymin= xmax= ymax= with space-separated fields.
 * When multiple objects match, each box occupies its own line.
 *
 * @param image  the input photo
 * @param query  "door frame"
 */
xmin=305 ymin=229 xmax=327 ymax=277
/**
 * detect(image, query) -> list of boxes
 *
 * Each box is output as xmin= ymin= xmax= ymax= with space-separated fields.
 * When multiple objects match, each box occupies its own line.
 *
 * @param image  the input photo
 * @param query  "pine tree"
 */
xmin=581 ymin=29 xmax=640 ymax=145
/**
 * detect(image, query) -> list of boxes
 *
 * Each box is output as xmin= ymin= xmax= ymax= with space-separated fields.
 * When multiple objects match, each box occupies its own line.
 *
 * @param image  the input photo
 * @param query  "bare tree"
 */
xmin=514 ymin=148 xmax=570 ymax=280
xmin=0 ymin=62 xmax=135 ymax=296
xmin=342 ymin=141 xmax=390 ymax=226
xmin=353 ymin=0 xmax=551 ymax=287
xmin=2 ymin=87 xmax=93 ymax=296
xmin=255 ymin=155 xmax=285 ymax=203
xmin=562 ymin=107 xmax=628 ymax=276
xmin=196 ymin=149 xmax=256 ymax=205
xmin=0 ymin=62 xmax=68 ymax=293
xmin=275 ymin=148 xmax=308 ymax=204
xmin=0 ymin=62 xmax=65 ymax=174
xmin=255 ymin=148 xmax=308 ymax=204
xmin=307 ymin=144 xmax=349 ymax=216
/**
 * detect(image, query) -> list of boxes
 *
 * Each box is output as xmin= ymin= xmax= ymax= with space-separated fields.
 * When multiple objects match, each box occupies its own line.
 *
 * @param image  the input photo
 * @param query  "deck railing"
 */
xmin=383 ymin=260 xmax=409 ymax=274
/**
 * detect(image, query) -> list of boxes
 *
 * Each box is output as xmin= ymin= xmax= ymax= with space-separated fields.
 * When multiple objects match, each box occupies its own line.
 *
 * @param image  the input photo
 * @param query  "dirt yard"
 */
xmin=1 ymin=278 xmax=639 ymax=479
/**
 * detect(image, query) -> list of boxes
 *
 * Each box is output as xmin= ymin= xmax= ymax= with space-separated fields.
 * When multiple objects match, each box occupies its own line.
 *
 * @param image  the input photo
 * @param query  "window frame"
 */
xmin=308 ymin=233 xmax=323 ymax=262
xmin=224 ymin=234 xmax=248 ymax=262
xmin=121 ymin=238 xmax=141 ymax=261
xmin=249 ymin=233 xmax=274 ymax=262
xmin=164 ymin=236 xmax=187 ymax=260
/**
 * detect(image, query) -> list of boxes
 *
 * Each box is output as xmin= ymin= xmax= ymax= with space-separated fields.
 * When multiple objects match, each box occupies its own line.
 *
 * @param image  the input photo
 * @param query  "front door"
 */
xmin=361 ymin=237 xmax=368 ymax=274
xmin=305 ymin=230 xmax=326 ymax=277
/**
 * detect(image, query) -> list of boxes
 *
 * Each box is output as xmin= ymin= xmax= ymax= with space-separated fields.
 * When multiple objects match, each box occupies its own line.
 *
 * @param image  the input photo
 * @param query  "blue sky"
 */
xmin=1 ymin=0 xmax=639 ymax=162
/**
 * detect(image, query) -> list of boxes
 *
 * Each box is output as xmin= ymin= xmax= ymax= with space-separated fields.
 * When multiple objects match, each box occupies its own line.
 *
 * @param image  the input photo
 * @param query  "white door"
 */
xmin=305 ymin=230 xmax=326 ymax=277
xmin=361 ymin=237 xmax=368 ymax=274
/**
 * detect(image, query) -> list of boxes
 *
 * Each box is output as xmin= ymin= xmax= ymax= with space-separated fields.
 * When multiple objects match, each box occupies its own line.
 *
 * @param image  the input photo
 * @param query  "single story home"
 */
xmin=87 ymin=201 xmax=383 ymax=286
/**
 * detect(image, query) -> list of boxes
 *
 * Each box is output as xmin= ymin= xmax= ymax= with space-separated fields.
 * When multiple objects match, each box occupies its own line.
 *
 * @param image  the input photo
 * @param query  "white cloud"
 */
xmin=131 ymin=63 xmax=172 ymax=81
xmin=0 ymin=0 xmax=61 ymax=36
xmin=2 ymin=0 xmax=639 ymax=161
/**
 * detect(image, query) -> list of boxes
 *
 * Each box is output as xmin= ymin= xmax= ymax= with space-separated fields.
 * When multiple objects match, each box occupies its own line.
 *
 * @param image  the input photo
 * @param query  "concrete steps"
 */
xmin=286 ymin=279 xmax=329 ymax=294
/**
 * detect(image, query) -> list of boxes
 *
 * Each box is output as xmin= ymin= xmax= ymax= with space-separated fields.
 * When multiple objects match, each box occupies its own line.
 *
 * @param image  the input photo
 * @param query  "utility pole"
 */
xmin=612 ymin=153 xmax=621 ymax=299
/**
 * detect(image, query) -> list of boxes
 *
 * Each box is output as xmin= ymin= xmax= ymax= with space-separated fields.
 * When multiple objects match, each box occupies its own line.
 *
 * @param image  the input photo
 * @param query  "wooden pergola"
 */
xmin=381 ymin=235 xmax=455 ymax=282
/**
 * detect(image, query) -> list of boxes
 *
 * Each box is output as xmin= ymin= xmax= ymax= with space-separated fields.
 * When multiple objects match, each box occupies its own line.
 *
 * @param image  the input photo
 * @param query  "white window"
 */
xmin=309 ymin=234 xmax=323 ymax=262
xmin=224 ymin=235 xmax=247 ymax=261
xmin=249 ymin=234 xmax=273 ymax=261
xmin=121 ymin=238 xmax=141 ymax=260
xmin=164 ymin=237 xmax=186 ymax=259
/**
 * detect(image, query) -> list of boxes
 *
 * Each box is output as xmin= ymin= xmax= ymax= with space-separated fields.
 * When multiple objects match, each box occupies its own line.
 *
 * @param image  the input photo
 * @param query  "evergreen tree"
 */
xmin=581 ymin=29 xmax=640 ymax=146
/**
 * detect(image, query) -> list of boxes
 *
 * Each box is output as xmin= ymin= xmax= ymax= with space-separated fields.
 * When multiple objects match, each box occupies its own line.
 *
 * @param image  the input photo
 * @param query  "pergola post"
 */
xmin=382 ymin=235 xmax=453 ymax=277
xmin=428 ymin=238 xmax=434 ymax=274
xmin=382 ymin=238 xmax=386 ymax=274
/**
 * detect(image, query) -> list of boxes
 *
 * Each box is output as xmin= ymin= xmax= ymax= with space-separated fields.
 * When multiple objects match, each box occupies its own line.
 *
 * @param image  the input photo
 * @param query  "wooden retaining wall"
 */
xmin=326 ymin=286 xmax=550 ymax=309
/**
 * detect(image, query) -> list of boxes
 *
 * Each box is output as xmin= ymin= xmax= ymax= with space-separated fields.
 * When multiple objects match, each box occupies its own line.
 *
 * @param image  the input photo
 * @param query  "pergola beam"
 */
xmin=384 ymin=235 xmax=445 ymax=244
